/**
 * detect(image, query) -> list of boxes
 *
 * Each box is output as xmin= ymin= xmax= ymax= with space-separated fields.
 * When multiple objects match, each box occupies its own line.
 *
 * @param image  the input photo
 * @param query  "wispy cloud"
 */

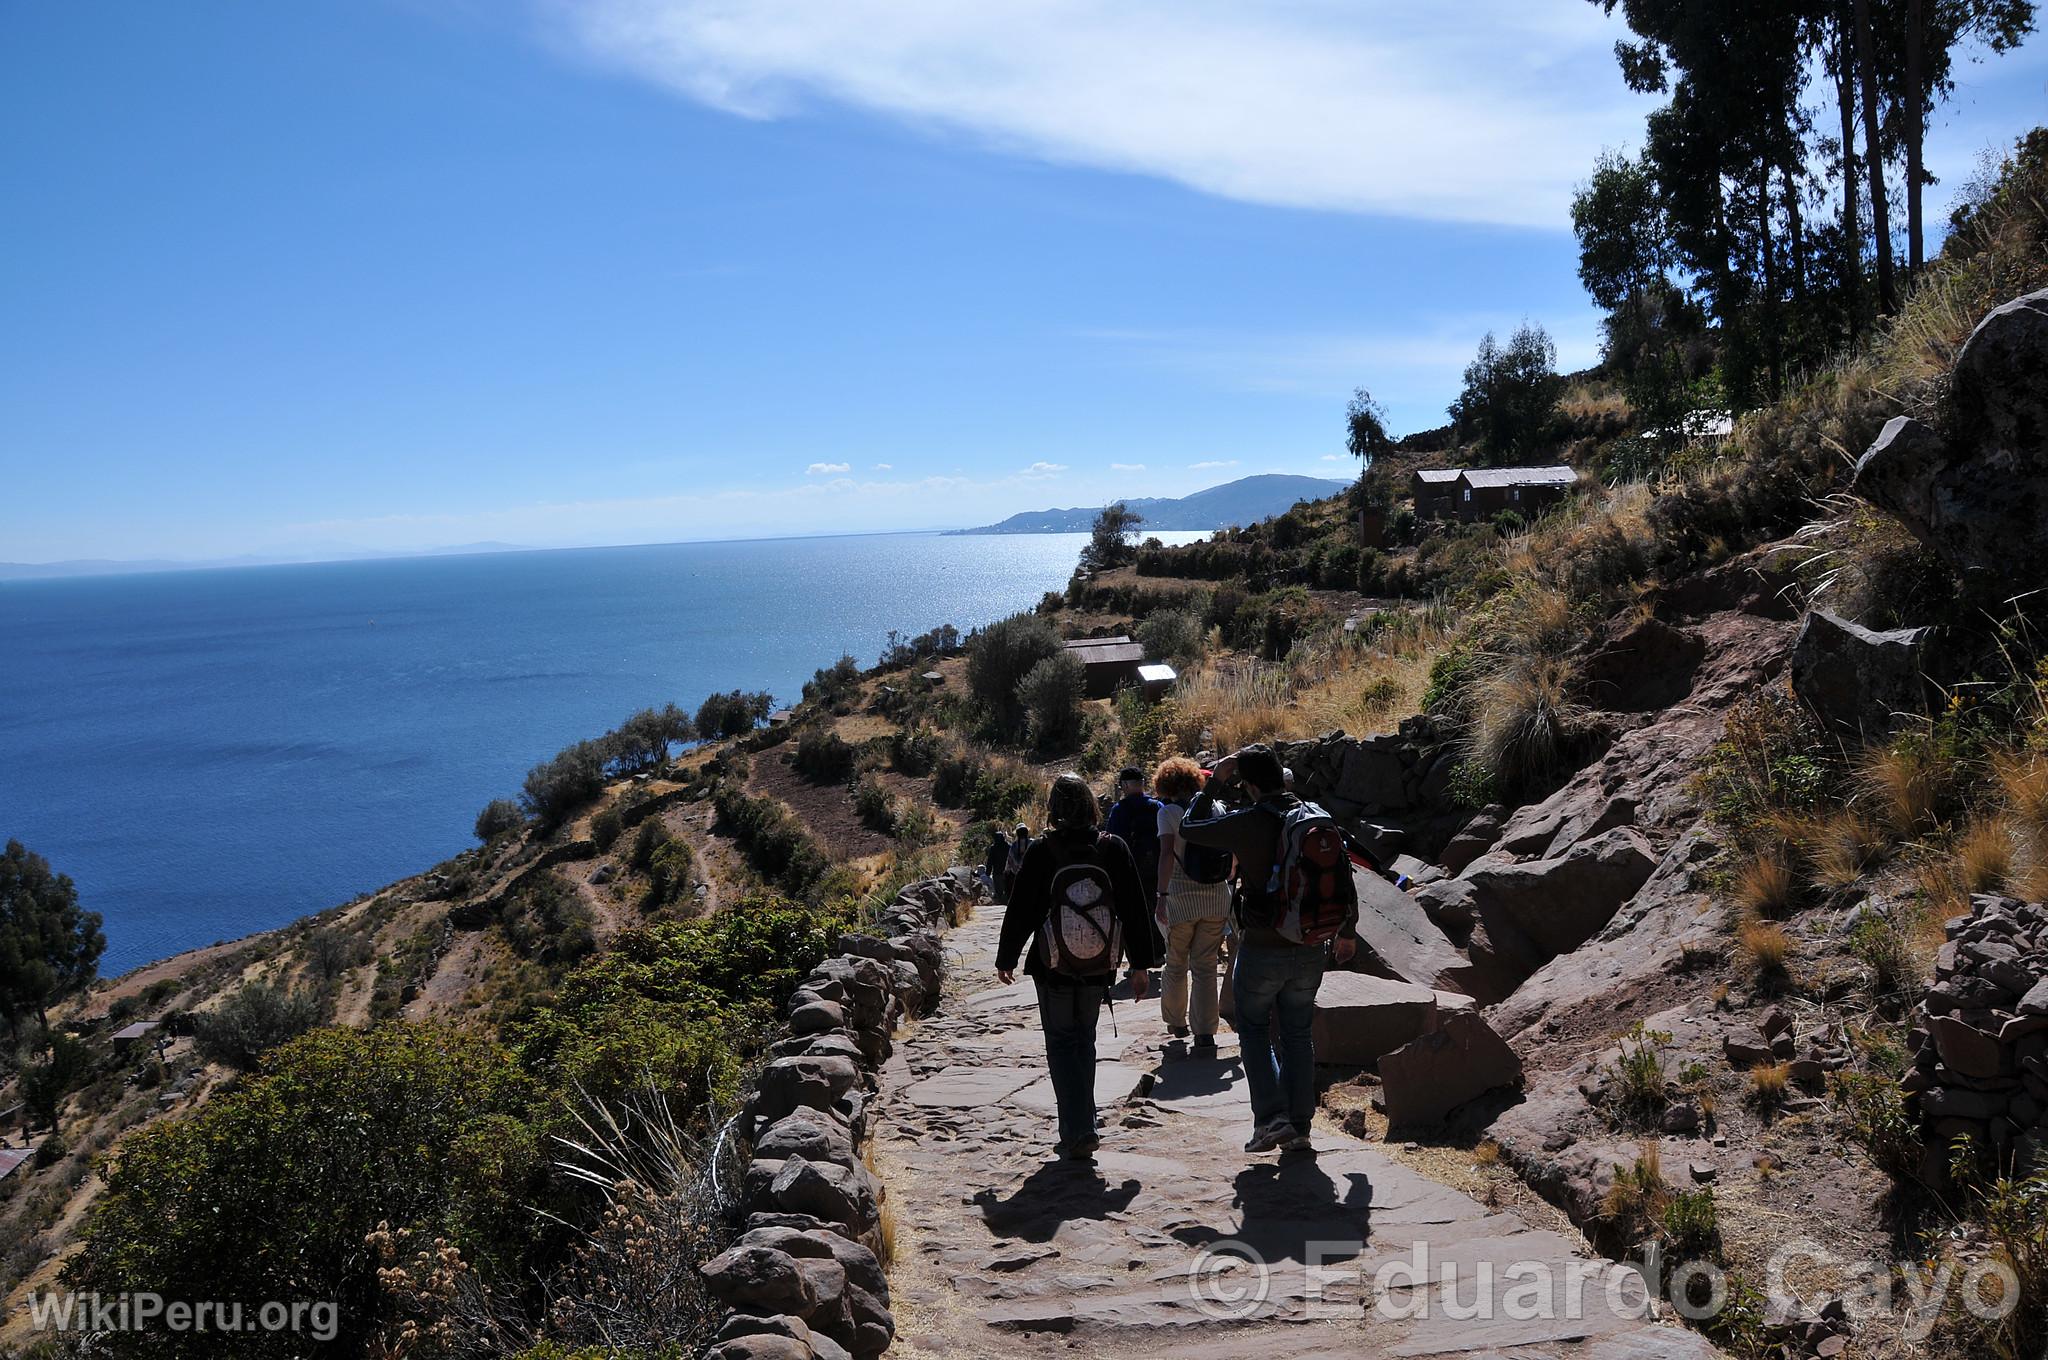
xmin=547 ymin=1 xmax=1648 ymax=228
xmin=873 ymin=462 xmax=893 ymax=470
xmin=1023 ymin=461 xmax=1066 ymax=477
xmin=805 ymin=461 xmax=852 ymax=475
xmin=1320 ymin=453 xmax=1344 ymax=462
xmin=1110 ymin=462 xmax=1145 ymax=471
xmin=1190 ymin=459 xmax=1238 ymax=470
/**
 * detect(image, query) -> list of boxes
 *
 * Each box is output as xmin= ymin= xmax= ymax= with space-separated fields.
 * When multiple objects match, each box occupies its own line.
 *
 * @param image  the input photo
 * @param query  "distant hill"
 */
xmin=0 ymin=542 xmax=533 ymax=582
xmin=950 ymin=473 xmax=1349 ymax=535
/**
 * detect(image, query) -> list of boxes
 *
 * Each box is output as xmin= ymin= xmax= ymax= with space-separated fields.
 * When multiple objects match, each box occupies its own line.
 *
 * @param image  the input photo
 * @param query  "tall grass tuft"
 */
xmin=1465 ymin=654 xmax=1586 ymax=798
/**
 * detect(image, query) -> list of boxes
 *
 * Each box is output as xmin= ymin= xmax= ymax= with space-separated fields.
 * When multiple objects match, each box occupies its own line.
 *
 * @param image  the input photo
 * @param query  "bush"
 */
xmin=889 ymin=723 xmax=942 ymax=775
xmin=878 ymin=623 xmax=961 ymax=668
xmin=966 ymin=613 xmax=1062 ymax=739
xmin=500 ymin=873 xmax=596 ymax=966
xmin=711 ymin=785 xmax=829 ymax=899
xmin=302 ymin=927 xmax=372 ymax=982
xmin=69 ymin=1026 xmax=546 ymax=1359
xmin=853 ymin=775 xmax=896 ymax=834
xmin=792 ymin=729 xmax=857 ymax=783
xmin=1136 ymin=608 xmax=1207 ymax=666
xmin=931 ymin=751 xmax=1038 ymax=821
xmin=474 ymin=798 xmax=525 ymax=842
xmin=802 ymin=655 xmax=864 ymax=713
xmin=1464 ymin=655 xmax=1587 ymax=799
xmin=1605 ymin=1022 xmax=1672 ymax=1132
xmin=521 ymin=740 xmax=610 ymax=830
xmin=695 ymin=690 xmax=775 ymax=741
xmin=1018 ymin=652 xmax=1088 ymax=753
xmin=606 ymin=703 xmax=695 ymax=772
xmin=590 ymin=805 xmax=625 ymax=851
xmin=193 ymin=982 xmax=324 ymax=1070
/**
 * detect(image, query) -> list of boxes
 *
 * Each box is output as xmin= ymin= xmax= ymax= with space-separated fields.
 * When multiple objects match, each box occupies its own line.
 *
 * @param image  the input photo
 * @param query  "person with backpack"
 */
xmin=1004 ymin=823 xmax=1032 ymax=901
xmin=1151 ymin=756 xmax=1232 ymax=1054
xmin=984 ymin=825 xmax=1012 ymax=902
xmin=995 ymin=776 xmax=1159 ymax=1162
xmin=1103 ymin=766 xmax=1163 ymax=912
xmin=1180 ymin=744 xmax=1358 ymax=1155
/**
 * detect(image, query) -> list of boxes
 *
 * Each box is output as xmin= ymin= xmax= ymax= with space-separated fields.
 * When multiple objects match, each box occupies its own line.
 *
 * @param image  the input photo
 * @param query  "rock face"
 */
xmin=1344 ymin=865 xmax=1470 ymax=990
xmin=1421 ymin=828 xmax=1660 ymax=1002
xmin=1851 ymin=288 xmax=2048 ymax=594
xmin=1901 ymin=893 xmax=2048 ymax=1181
xmin=1375 ymin=1008 xmax=1523 ymax=1127
xmin=701 ymin=869 xmax=985 ymax=1360
xmin=1788 ymin=609 xmax=1933 ymax=737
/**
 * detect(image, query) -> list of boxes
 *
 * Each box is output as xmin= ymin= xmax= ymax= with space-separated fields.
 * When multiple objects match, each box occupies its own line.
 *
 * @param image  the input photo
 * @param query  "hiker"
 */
xmin=1181 ymin=744 xmax=1358 ymax=1155
xmin=1103 ymin=765 xmax=1163 ymax=921
xmin=995 ymin=776 xmax=1159 ymax=1161
xmin=1004 ymin=822 xmax=1032 ymax=901
xmin=984 ymin=825 xmax=1012 ymax=902
xmin=1151 ymin=756 xmax=1233 ymax=1054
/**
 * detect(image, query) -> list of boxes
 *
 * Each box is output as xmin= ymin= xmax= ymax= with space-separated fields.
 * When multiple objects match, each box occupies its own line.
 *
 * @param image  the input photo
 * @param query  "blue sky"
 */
xmin=4 ymin=2 xmax=2043 ymax=562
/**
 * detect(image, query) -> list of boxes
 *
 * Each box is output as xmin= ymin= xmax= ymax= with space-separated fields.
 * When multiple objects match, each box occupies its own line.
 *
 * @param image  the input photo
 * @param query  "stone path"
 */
xmin=870 ymin=905 xmax=1721 ymax=1359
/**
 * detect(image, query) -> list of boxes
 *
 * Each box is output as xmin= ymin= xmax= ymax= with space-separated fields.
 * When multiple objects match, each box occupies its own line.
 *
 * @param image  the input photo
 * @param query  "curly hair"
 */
xmin=1152 ymin=756 xmax=1203 ymax=802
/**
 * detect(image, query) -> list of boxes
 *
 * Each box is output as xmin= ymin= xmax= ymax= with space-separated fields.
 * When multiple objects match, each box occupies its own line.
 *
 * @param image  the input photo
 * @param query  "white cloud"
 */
xmin=873 ymin=462 xmax=893 ymax=470
xmin=1189 ymin=459 xmax=1238 ymax=470
xmin=1022 ymin=461 xmax=1066 ymax=476
xmin=547 ymin=1 xmax=1649 ymax=228
xmin=805 ymin=461 xmax=852 ymax=475
xmin=1109 ymin=462 xmax=1145 ymax=471
xmin=1320 ymin=453 xmax=1343 ymax=462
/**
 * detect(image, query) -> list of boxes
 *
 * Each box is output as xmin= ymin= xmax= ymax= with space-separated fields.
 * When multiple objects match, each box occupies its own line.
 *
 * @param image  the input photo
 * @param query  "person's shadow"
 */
xmin=972 ymin=1158 xmax=1142 ymax=1243
xmin=1172 ymin=1155 xmax=1375 ymax=1268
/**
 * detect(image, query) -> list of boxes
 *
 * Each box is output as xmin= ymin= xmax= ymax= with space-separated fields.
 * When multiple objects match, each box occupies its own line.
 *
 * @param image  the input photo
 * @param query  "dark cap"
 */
xmin=1118 ymin=766 xmax=1144 ymax=785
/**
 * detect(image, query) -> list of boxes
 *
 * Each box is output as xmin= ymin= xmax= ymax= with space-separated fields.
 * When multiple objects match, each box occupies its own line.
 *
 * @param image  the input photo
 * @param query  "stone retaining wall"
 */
xmin=1903 ymin=892 xmax=2048 ymax=1181
xmin=699 ymin=869 xmax=983 ymax=1360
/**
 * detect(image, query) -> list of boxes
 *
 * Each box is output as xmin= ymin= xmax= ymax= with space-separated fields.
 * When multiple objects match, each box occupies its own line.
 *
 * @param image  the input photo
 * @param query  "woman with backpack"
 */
xmin=995 ymin=776 xmax=1158 ymax=1162
xmin=1151 ymin=756 xmax=1232 ymax=1055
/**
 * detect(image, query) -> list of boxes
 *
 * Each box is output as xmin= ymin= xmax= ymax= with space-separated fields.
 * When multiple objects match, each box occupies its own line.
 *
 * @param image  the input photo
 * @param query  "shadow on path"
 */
xmin=1172 ymin=1153 xmax=1376 ymax=1268
xmin=972 ymin=1159 xmax=1143 ymax=1242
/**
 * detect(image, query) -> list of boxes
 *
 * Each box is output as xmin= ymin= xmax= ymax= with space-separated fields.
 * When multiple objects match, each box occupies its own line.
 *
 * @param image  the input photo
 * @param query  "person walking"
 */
xmin=995 ymin=777 xmax=1158 ymax=1162
xmin=1151 ymin=757 xmax=1233 ymax=1055
xmin=984 ymin=825 xmax=1013 ymax=902
xmin=1181 ymin=745 xmax=1357 ymax=1155
xmin=1004 ymin=823 xmax=1032 ymax=902
xmin=1104 ymin=766 xmax=1163 ymax=913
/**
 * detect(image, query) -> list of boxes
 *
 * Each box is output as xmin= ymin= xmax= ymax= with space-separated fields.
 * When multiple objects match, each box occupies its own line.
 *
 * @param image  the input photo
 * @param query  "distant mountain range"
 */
xmin=950 ymin=473 xmax=1349 ymax=535
xmin=0 ymin=542 xmax=532 ymax=582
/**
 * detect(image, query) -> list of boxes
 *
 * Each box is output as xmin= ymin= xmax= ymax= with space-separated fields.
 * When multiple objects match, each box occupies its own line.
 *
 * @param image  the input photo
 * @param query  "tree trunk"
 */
xmin=1905 ymin=0 xmax=1925 ymax=274
xmin=1835 ymin=10 xmax=1863 ymax=337
xmin=1760 ymin=172 xmax=1783 ymax=399
xmin=1783 ymin=163 xmax=1808 ymax=303
xmin=1854 ymin=0 xmax=1897 ymax=312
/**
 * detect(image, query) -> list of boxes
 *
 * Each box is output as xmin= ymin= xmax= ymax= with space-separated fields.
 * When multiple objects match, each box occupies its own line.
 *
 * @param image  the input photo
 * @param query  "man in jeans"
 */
xmin=1181 ymin=745 xmax=1357 ymax=1154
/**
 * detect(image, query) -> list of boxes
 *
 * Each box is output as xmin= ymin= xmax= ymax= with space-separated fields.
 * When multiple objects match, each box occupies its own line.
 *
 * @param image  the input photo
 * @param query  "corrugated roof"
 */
xmin=1070 ymin=643 xmax=1145 ymax=666
xmin=0 ymin=1149 xmax=30 ymax=1181
xmin=1414 ymin=469 xmax=1461 ymax=483
xmin=1458 ymin=465 xmax=1578 ymax=489
xmin=112 ymin=1022 xmax=160 ymax=1042
xmin=1063 ymin=635 xmax=1133 ymax=649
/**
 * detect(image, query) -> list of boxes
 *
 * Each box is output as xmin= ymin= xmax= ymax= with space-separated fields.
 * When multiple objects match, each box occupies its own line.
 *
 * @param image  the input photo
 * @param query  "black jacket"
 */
xmin=995 ymin=828 xmax=1160 ymax=981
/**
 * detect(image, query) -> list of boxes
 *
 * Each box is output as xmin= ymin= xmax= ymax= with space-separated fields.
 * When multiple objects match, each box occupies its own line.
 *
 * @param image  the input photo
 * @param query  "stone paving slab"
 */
xmin=871 ymin=905 xmax=1722 ymax=1359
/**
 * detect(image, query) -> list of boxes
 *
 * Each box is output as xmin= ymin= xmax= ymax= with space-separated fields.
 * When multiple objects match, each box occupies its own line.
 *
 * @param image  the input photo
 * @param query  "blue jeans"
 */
xmin=1232 ymin=943 xmax=1324 ymax=1131
xmin=1034 ymin=977 xmax=1106 ymax=1146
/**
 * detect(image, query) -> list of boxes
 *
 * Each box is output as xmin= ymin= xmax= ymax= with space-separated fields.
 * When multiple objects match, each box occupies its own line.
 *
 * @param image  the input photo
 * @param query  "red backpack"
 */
xmin=1247 ymin=800 xmax=1356 ymax=946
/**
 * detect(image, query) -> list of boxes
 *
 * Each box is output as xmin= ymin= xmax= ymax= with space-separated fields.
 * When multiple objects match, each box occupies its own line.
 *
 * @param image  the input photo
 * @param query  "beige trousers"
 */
xmin=1161 ymin=916 xmax=1227 ymax=1036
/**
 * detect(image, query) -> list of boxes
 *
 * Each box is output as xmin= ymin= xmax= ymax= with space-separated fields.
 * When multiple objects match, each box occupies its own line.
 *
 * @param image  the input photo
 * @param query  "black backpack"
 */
xmin=1035 ymin=838 xmax=1124 ymax=979
xmin=1176 ymin=791 xmax=1233 ymax=885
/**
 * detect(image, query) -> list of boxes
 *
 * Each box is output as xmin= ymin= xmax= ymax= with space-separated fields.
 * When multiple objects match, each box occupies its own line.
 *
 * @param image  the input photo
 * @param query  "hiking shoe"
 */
xmin=1192 ymin=1035 xmax=1217 ymax=1056
xmin=1244 ymin=1119 xmax=1293 ymax=1154
xmin=1281 ymin=1126 xmax=1314 ymax=1153
xmin=1059 ymin=1137 xmax=1100 ymax=1162
xmin=1169 ymin=1026 xmax=1191 ymax=1039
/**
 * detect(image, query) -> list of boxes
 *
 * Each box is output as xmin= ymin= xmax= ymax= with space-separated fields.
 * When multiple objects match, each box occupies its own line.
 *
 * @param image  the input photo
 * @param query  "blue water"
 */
xmin=0 ymin=533 xmax=1187 ymax=974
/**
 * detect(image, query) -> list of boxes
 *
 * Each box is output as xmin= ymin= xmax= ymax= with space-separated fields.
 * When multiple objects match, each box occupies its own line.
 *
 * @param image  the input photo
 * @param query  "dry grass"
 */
xmin=1599 ymin=1142 xmax=1671 ymax=1246
xmin=1737 ymin=917 xmax=1795 ymax=985
xmin=1747 ymin=1062 xmax=1790 ymax=1110
xmin=1732 ymin=849 xmax=1799 ymax=918
xmin=1464 ymin=654 xmax=1586 ymax=797
xmin=1994 ymin=749 xmax=2048 ymax=898
xmin=1959 ymin=817 xmax=2018 ymax=895
xmin=1806 ymin=811 xmax=1886 ymax=889
xmin=1855 ymin=742 xmax=1944 ymax=838
xmin=1472 ymin=1139 xmax=1501 ymax=1167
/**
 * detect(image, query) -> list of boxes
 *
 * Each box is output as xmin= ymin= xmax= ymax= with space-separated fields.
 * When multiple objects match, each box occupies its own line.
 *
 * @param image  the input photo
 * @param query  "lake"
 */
xmin=0 ymin=532 xmax=1194 ymax=973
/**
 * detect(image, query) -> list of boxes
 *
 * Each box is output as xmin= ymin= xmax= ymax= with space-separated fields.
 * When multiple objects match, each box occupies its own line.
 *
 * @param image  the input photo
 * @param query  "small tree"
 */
xmin=802 ymin=655 xmax=864 ymax=712
xmin=610 ymin=704 xmax=695 ymax=772
xmin=966 ymin=613 xmax=1062 ymax=740
xmin=19 ymin=1028 xmax=90 ymax=1133
xmin=1019 ymin=651 xmax=1088 ymax=752
xmin=1449 ymin=322 xmax=1562 ymax=464
xmin=521 ymin=740 xmax=610 ymax=830
xmin=0 ymin=840 xmax=104 ymax=1037
xmin=474 ymin=798 xmax=524 ymax=842
xmin=193 ymin=982 xmax=324 ymax=1070
xmin=695 ymin=690 xmax=775 ymax=740
xmin=1346 ymin=387 xmax=1395 ymax=465
xmin=1077 ymin=502 xmax=1143 ymax=576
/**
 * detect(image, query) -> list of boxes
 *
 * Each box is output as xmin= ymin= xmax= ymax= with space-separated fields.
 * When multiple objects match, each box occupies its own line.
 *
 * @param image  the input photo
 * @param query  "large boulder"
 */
xmin=1851 ymin=288 xmax=2048 ymax=593
xmin=1345 ymin=867 xmax=1470 ymax=990
xmin=1334 ymin=736 xmax=1411 ymax=810
xmin=1789 ymin=609 xmax=1933 ymax=738
xmin=1310 ymin=973 xmax=1441 ymax=1067
xmin=1375 ymin=1008 xmax=1523 ymax=1127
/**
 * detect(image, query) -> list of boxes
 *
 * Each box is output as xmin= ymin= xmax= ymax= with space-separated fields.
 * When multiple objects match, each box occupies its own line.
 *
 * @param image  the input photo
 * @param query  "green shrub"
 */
xmin=193 ymin=983 xmax=324 ymax=1071
xmin=1660 ymin=1188 xmax=1720 ymax=1263
xmin=500 ymin=873 xmax=596 ymax=966
xmin=802 ymin=655 xmax=864 ymax=712
xmin=931 ymin=752 xmax=1037 ymax=821
xmin=792 ymin=729 xmax=857 ymax=783
xmin=70 ymin=1026 xmax=546 ymax=1359
xmin=521 ymin=740 xmax=610 ymax=830
xmin=475 ymin=798 xmax=525 ymax=842
xmin=695 ymin=690 xmax=774 ymax=740
xmin=646 ymin=838 xmax=695 ymax=909
xmin=889 ymin=723 xmax=942 ymax=775
xmin=1019 ymin=652 xmax=1087 ymax=752
xmin=853 ymin=775 xmax=896 ymax=834
xmin=966 ymin=613 xmax=1062 ymax=739
xmin=590 ymin=805 xmax=625 ymax=852
xmin=302 ymin=926 xmax=372 ymax=982
xmin=1605 ymin=1022 xmax=1672 ymax=1132
xmin=711 ymin=785 xmax=829 ymax=899
xmin=1136 ymin=608 xmax=1207 ymax=665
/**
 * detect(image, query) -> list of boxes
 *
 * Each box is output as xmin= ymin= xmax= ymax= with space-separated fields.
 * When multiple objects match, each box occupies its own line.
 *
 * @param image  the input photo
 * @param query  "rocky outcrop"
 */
xmin=1374 ymin=1007 xmax=1523 ymax=1127
xmin=1345 ymin=865 xmax=1470 ymax=990
xmin=1419 ymin=828 xmax=1660 ymax=1003
xmin=1901 ymin=893 xmax=2048 ymax=1182
xmin=1275 ymin=721 xmax=1456 ymax=826
xmin=1788 ymin=609 xmax=1933 ymax=738
xmin=1309 ymin=973 xmax=1450 ymax=1067
xmin=1851 ymin=287 xmax=2048 ymax=594
xmin=701 ymin=869 xmax=984 ymax=1360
